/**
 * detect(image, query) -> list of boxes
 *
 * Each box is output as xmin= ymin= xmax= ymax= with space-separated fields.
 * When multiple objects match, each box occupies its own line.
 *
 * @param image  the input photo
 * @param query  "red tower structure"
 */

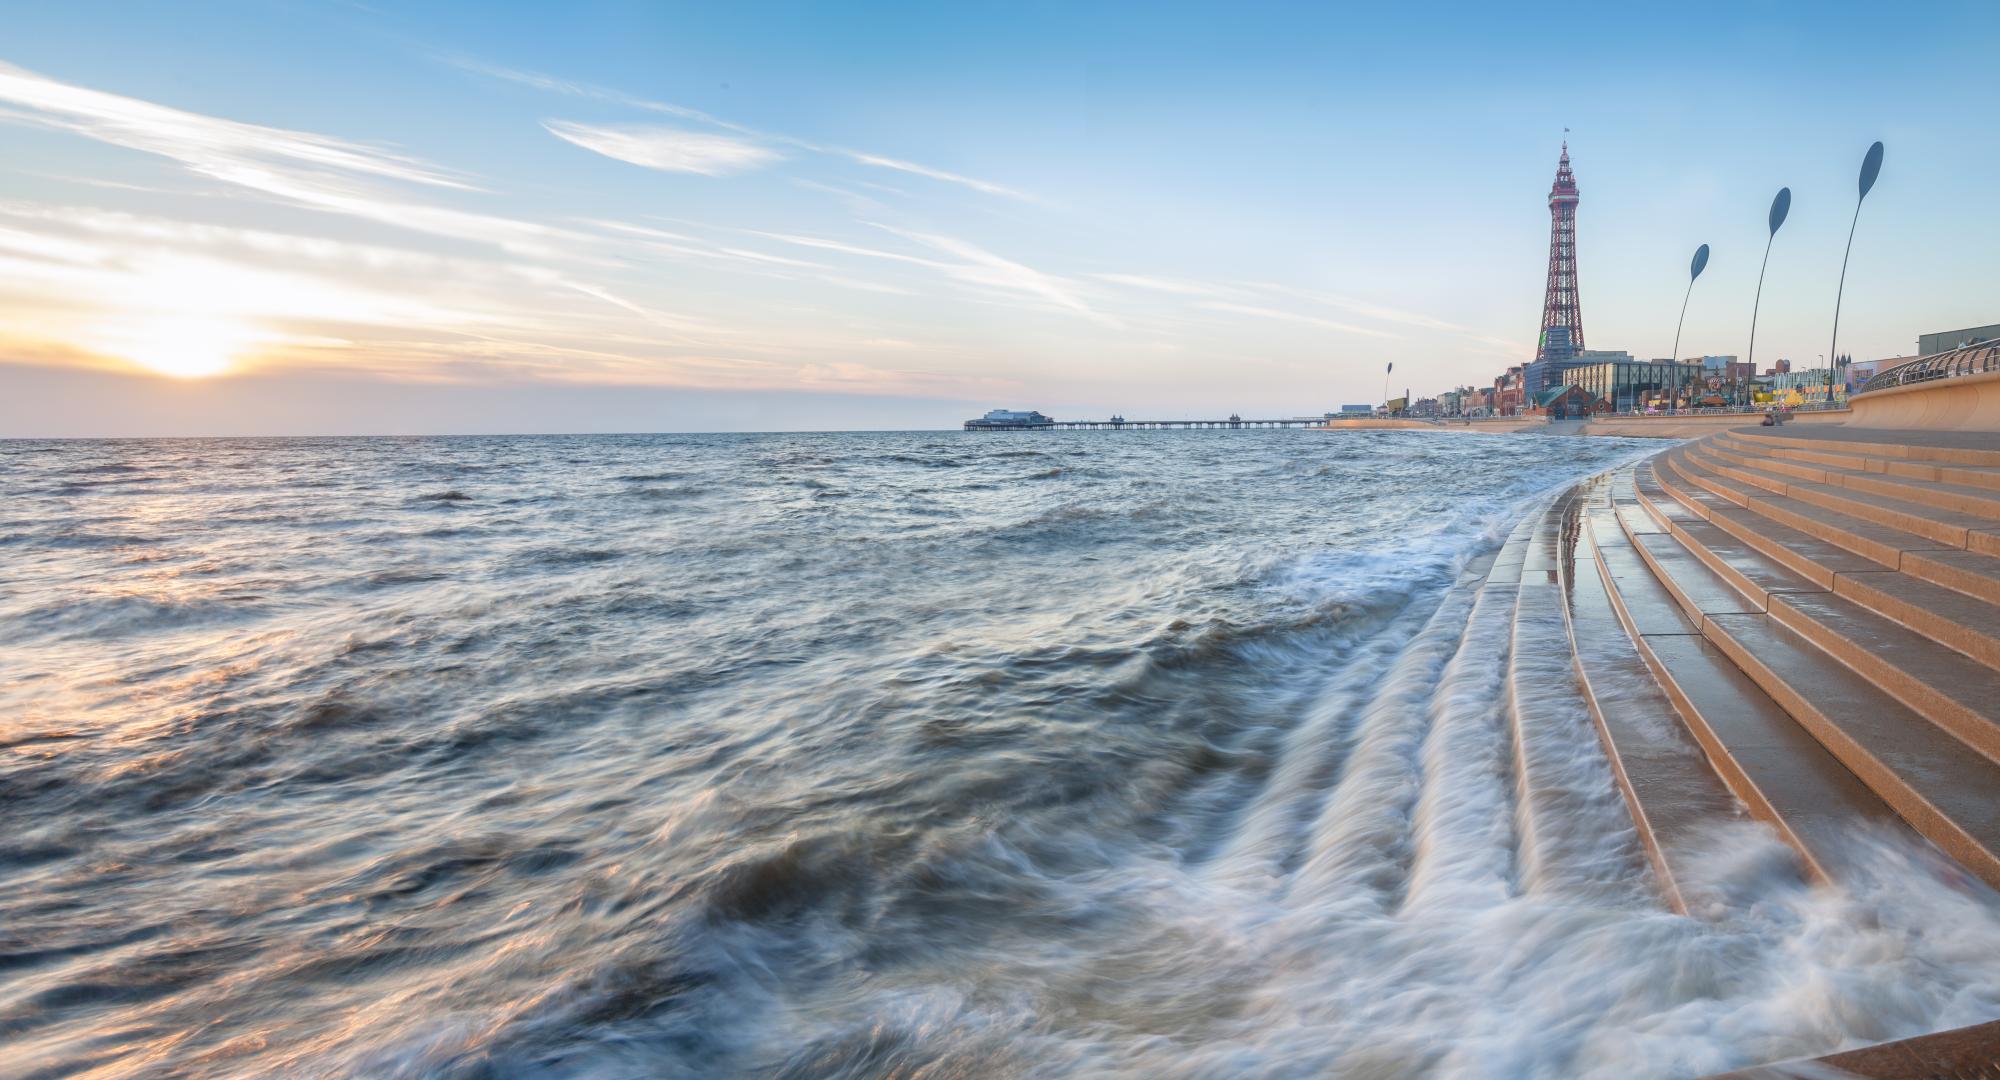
xmin=1536 ymin=143 xmax=1584 ymax=364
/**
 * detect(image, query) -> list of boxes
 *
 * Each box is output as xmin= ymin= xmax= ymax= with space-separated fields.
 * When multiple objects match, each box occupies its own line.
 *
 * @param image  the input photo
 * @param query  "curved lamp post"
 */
xmin=1747 ymin=187 xmax=1791 ymax=405
xmin=1673 ymin=243 xmax=1710 ymax=411
xmin=1828 ymin=141 xmax=1884 ymax=407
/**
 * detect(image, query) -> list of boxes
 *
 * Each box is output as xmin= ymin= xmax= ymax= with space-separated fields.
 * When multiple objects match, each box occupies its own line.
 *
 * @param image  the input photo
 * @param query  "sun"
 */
xmin=123 ymin=318 xmax=248 ymax=379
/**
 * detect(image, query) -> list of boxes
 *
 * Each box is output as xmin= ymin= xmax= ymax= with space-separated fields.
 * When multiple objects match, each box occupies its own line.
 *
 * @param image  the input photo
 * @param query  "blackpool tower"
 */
xmin=1536 ymin=143 xmax=1584 ymax=363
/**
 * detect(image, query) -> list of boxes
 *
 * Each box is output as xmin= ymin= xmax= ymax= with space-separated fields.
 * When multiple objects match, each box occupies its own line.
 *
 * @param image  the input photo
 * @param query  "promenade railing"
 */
xmin=1857 ymin=340 xmax=2000 ymax=396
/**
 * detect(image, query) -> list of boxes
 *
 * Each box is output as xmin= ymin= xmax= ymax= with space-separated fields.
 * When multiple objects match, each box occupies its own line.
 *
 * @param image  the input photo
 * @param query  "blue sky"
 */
xmin=1 ymin=0 xmax=1995 ymax=435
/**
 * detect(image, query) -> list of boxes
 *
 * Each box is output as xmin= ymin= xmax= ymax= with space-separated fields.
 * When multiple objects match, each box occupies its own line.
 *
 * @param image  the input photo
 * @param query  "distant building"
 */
xmin=1920 ymin=324 xmax=2000 ymax=355
xmin=1340 ymin=404 xmax=1373 ymax=414
xmin=1528 ymin=384 xmax=1609 ymax=419
xmin=1846 ymin=360 xmax=1889 ymax=395
xmin=1495 ymin=365 xmax=1525 ymax=416
xmin=963 ymin=408 xmax=1055 ymax=430
xmin=1524 ymin=348 xmax=1632 ymax=397
xmin=1438 ymin=385 xmax=1486 ymax=417
xmin=1770 ymin=370 xmax=1845 ymax=406
xmin=1568 ymin=358 xmax=1705 ymax=412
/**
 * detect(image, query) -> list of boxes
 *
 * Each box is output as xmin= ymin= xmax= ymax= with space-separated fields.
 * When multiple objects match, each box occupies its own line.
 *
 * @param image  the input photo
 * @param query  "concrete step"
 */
xmin=1700 ymin=1017 xmax=2000 ymax=1080
xmin=1640 ymin=511 xmax=1826 ymax=613
xmin=1639 ymin=458 xmax=2000 ymax=758
xmin=1727 ymin=427 xmax=2000 ymax=469
xmin=1901 ymin=547 xmax=2000 ymax=607
xmin=1653 ymin=449 xmax=2000 ymax=668
xmin=1645 ymin=455 xmax=1744 ymax=522
xmin=1767 ymin=590 xmax=2000 ymax=764
xmin=1664 ymin=449 xmax=1957 ymax=569
xmin=1671 ymin=445 xmax=2000 ymax=610
xmin=1703 ymin=608 xmax=2000 ymax=890
xmin=1831 ymin=568 xmax=2000 ymax=671
xmin=1607 ymin=469 xmax=2000 ymax=890
xmin=1557 ymin=480 xmax=1746 ymax=915
xmin=1726 ymin=429 xmax=2000 ymax=493
xmin=1645 ymin=459 xmax=1887 ymax=590
xmin=1711 ymin=434 xmax=2000 ymax=520
xmin=1580 ymin=494 xmax=1908 ymax=886
xmin=1687 ymin=444 xmax=2000 ymax=551
xmin=1631 ymin=461 xmax=1701 ymax=526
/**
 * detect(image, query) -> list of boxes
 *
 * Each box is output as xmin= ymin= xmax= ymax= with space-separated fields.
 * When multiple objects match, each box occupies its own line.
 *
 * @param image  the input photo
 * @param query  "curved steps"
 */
xmin=1573 ymin=430 xmax=2000 ymax=895
xmin=1561 ymin=472 xmax=1913 ymax=888
xmin=1549 ymin=476 xmax=1745 ymax=913
xmin=1542 ymin=426 xmax=2000 ymax=1072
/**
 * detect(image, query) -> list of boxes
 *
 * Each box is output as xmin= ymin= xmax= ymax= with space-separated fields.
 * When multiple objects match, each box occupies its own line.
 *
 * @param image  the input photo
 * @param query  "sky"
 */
xmin=0 ymin=1 xmax=1995 ymax=436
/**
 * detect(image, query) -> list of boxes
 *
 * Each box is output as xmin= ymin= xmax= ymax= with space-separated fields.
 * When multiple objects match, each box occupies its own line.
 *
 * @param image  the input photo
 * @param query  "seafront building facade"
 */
xmin=1566 ymin=358 xmax=1705 ymax=413
xmin=1920 ymin=323 xmax=2000 ymax=355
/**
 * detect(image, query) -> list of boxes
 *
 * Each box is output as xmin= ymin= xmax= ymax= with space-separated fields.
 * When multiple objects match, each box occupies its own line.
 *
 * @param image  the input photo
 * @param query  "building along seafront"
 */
xmin=1501 ymin=339 xmax=2000 ymax=1075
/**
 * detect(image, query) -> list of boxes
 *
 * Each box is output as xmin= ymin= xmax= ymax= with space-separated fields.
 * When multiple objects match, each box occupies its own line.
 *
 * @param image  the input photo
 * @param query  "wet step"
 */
xmin=1767 ymin=590 xmax=2000 ymax=762
xmin=1512 ymin=536 xmax=1665 ymax=905
xmin=1511 ymin=578 xmax=1611 ymax=896
xmin=1580 ymin=493 xmax=1903 ymax=886
xmin=1628 ymin=503 xmax=1826 ymax=614
xmin=1648 ymin=461 xmax=1733 ymax=519
xmin=1647 ymin=457 xmax=1884 ymax=587
xmin=1702 ymin=608 xmax=2000 ymax=890
xmin=1629 ymin=460 xmax=2000 ymax=760
xmin=1616 ymin=456 xmax=2000 ymax=890
xmin=1700 ymin=1016 xmax=2000 ymax=1080
xmin=1901 ymin=547 xmax=2000 ymax=606
xmin=1831 ymin=568 xmax=2000 ymax=668
xmin=1557 ymin=477 xmax=1747 ymax=915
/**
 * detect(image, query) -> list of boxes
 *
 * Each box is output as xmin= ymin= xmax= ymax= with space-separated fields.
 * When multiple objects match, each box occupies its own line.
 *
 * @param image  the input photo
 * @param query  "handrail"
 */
xmin=1857 ymin=340 xmax=2000 ymax=396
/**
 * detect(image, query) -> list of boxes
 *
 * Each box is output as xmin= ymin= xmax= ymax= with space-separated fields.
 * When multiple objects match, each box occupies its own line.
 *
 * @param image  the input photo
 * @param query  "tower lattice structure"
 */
xmin=1536 ymin=143 xmax=1584 ymax=364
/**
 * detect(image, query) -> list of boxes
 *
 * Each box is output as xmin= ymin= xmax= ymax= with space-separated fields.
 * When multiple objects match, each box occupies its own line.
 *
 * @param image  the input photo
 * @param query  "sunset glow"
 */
xmin=116 ymin=318 xmax=246 ymax=378
xmin=0 ymin=5 xmax=1995 ymax=437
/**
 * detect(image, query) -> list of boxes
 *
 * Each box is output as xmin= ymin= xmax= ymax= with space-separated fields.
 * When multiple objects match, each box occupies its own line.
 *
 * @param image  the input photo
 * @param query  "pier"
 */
xmin=964 ymin=412 xmax=1332 ymax=431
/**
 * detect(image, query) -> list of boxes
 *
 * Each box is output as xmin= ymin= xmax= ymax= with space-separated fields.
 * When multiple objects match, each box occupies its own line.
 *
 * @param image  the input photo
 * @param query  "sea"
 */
xmin=3 ymin=429 xmax=1999 ymax=1079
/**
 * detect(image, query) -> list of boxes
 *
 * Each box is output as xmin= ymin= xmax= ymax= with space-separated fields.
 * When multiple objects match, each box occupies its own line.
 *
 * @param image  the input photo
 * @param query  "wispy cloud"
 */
xmin=1245 ymin=282 xmax=1469 ymax=334
xmin=444 ymin=54 xmax=1028 ymax=200
xmin=754 ymin=230 xmax=945 ymax=268
xmin=544 ymin=120 xmax=781 ymax=176
xmin=791 ymin=178 xmax=889 ymax=213
xmin=876 ymin=225 xmax=1102 ymax=320
xmin=1200 ymin=300 xmax=1397 ymax=339
xmin=1093 ymin=273 xmax=1236 ymax=298
xmin=0 ymin=62 xmax=589 ymax=258
xmin=0 ymin=62 xmax=470 ymax=190
xmin=752 ymin=224 xmax=1104 ymax=322
xmin=834 ymin=151 xmax=1026 ymax=200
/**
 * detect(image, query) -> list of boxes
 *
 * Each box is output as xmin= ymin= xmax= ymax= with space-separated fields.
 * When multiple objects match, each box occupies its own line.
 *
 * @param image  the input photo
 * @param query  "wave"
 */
xmin=10 ymin=430 xmax=1993 ymax=1079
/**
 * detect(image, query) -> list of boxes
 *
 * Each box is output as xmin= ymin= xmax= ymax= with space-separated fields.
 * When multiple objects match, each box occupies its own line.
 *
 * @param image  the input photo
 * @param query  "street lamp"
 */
xmin=1672 ymin=242 xmax=1710 ymax=369
xmin=1747 ymin=187 xmax=1792 ymax=382
xmin=1829 ymin=141 xmax=1884 ymax=408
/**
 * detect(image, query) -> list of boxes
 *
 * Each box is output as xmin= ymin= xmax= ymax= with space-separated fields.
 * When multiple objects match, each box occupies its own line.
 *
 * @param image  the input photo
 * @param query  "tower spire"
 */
xmin=1537 ymin=143 xmax=1584 ymax=364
